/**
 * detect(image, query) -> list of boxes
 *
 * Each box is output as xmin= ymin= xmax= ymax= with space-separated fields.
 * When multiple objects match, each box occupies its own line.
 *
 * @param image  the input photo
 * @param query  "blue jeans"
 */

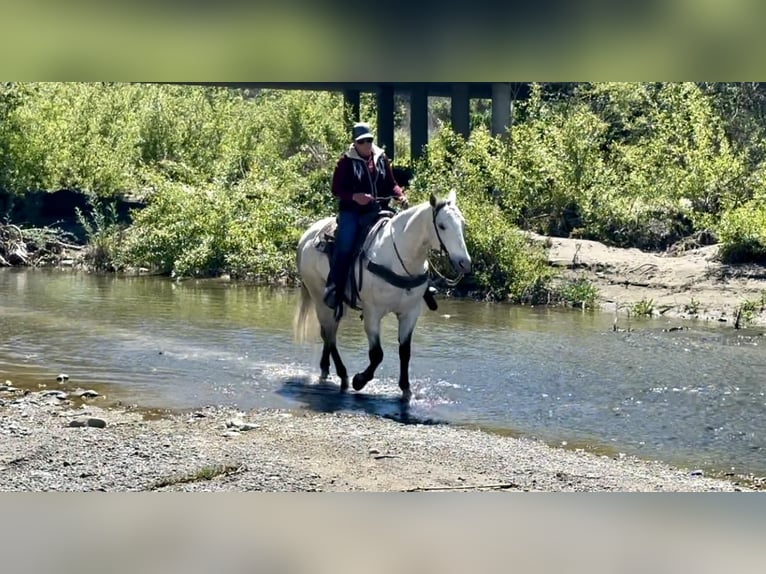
xmin=327 ymin=208 xmax=379 ymax=299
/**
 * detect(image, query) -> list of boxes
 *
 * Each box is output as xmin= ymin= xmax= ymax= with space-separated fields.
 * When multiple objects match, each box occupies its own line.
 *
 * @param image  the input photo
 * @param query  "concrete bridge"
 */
xmin=194 ymin=82 xmax=533 ymax=161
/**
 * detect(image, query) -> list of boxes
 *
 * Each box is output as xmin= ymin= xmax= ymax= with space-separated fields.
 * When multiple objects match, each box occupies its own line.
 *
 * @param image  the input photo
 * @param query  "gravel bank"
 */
xmin=0 ymin=387 xmax=750 ymax=492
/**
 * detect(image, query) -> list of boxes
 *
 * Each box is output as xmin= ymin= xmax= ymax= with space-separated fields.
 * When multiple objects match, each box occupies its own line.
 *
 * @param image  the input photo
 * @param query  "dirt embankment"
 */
xmin=534 ymin=233 xmax=766 ymax=328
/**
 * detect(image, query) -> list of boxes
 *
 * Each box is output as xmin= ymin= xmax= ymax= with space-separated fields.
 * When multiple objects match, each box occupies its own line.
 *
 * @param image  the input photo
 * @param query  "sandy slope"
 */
xmin=533 ymin=233 xmax=766 ymax=327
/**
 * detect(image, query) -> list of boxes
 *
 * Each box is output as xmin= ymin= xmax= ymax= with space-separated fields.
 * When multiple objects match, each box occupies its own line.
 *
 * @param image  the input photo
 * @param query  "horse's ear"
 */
xmin=447 ymin=188 xmax=456 ymax=204
xmin=429 ymin=192 xmax=437 ymax=207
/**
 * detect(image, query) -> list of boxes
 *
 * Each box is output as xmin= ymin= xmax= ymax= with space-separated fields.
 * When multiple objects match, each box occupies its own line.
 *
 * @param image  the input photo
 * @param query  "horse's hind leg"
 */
xmin=319 ymin=321 xmax=349 ymax=391
xmin=330 ymin=346 xmax=349 ymax=392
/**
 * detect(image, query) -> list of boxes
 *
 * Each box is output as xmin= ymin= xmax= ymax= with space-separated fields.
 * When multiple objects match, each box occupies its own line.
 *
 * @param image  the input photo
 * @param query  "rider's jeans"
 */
xmin=328 ymin=207 xmax=379 ymax=295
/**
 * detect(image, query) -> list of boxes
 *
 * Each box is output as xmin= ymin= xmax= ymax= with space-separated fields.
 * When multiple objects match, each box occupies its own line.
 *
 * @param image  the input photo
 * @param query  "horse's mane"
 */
xmin=385 ymin=203 xmax=421 ymax=239
xmin=390 ymin=197 xmax=452 ymax=232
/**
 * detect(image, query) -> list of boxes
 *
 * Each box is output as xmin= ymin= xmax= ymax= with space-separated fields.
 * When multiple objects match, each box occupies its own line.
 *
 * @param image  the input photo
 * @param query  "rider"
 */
xmin=323 ymin=122 xmax=408 ymax=311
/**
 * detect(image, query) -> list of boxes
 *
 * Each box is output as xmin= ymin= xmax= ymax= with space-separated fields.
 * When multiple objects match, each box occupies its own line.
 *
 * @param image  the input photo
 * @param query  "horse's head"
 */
xmin=429 ymin=189 xmax=472 ymax=274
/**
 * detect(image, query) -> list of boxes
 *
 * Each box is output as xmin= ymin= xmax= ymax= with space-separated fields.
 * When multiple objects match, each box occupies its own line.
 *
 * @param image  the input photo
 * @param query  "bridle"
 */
xmin=391 ymin=201 xmax=465 ymax=286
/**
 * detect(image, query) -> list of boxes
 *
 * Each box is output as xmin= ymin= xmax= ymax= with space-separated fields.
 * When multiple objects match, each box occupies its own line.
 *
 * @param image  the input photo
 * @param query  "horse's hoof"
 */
xmin=340 ymin=378 xmax=349 ymax=392
xmin=352 ymin=374 xmax=368 ymax=391
xmin=400 ymin=388 xmax=412 ymax=403
xmin=319 ymin=370 xmax=330 ymax=382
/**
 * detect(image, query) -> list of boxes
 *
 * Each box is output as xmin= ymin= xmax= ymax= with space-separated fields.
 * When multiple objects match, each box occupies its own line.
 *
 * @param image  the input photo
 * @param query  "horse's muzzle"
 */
xmin=451 ymin=256 xmax=472 ymax=274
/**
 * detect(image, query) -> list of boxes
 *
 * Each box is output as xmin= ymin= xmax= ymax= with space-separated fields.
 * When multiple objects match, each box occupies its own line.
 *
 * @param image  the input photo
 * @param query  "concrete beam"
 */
xmin=177 ymin=82 xmax=534 ymax=100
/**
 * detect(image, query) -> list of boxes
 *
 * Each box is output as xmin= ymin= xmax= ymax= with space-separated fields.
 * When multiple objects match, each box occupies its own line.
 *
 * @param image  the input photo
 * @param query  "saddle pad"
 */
xmin=313 ymin=220 xmax=338 ymax=253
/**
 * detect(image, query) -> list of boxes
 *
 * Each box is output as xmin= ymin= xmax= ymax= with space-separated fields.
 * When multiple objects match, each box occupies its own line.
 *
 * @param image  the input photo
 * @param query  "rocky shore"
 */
xmin=0 ymin=386 xmax=751 ymax=492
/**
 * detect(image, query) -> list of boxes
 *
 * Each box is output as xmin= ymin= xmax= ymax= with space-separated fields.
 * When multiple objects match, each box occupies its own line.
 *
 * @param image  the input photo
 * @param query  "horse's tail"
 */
xmin=293 ymin=281 xmax=319 ymax=344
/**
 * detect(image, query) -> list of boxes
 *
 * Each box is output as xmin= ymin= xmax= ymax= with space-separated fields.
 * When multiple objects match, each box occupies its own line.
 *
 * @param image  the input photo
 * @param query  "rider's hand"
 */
xmin=396 ymin=195 xmax=409 ymax=209
xmin=352 ymin=193 xmax=374 ymax=205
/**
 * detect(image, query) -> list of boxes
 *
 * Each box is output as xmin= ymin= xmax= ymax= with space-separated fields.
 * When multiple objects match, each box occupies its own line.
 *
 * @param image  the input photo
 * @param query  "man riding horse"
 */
xmin=322 ymin=122 xmax=409 ymax=311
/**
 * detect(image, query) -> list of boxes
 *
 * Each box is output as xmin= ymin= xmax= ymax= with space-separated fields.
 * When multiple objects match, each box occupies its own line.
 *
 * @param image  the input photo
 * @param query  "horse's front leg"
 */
xmin=396 ymin=309 xmax=420 ymax=402
xmin=352 ymin=311 xmax=384 ymax=391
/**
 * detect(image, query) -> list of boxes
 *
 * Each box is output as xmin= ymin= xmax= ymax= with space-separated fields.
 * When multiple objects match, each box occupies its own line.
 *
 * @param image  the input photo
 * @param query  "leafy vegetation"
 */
xmin=76 ymin=199 xmax=124 ymax=271
xmin=631 ymin=298 xmax=655 ymax=318
xmin=409 ymin=126 xmax=554 ymax=303
xmin=736 ymin=299 xmax=759 ymax=328
xmin=558 ymin=277 xmax=600 ymax=309
xmin=734 ymin=290 xmax=766 ymax=328
xmin=4 ymin=82 xmax=766 ymax=305
xmin=683 ymin=297 xmax=701 ymax=315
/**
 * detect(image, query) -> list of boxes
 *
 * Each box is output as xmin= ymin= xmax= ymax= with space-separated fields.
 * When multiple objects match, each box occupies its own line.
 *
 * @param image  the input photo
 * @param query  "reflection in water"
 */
xmin=3 ymin=268 xmax=766 ymax=477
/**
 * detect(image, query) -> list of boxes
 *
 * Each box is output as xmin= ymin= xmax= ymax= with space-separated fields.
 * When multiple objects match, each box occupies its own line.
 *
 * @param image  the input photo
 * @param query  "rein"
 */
xmin=428 ymin=257 xmax=465 ymax=287
xmin=391 ymin=222 xmax=418 ymax=279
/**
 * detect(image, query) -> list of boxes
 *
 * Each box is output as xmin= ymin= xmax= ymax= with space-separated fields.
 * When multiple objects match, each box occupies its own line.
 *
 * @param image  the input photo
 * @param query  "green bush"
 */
xmin=76 ymin=199 xmax=125 ymax=271
xmin=559 ymin=277 xmax=600 ymax=309
xmin=0 ymin=83 xmax=348 ymax=200
xmin=113 ymin=89 xmax=352 ymax=279
xmin=502 ymin=84 xmax=611 ymax=238
xmin=580 ymin=82 xmax=747 ymax=248
xmin=411 ymin=128 xmax=553 ymax=302
xmin=717 ymin=201 xmax=766 ymax=263
xmin=0 ymin=84 xmax=354 ymax=279
xmin=118 ymin=176 xmax=303 ymax=280
xmin=1 ymin=83 xmax=232 ymax=196
xmin=631 ymin=298 xmax=655 ymax=317
xmin=461 ymin=199 xmax=553 ymax=303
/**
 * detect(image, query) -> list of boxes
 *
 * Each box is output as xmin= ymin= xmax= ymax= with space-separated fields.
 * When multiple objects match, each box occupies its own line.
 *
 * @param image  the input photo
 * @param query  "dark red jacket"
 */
xmin=331 ymin=144 xmax=403 ymax=213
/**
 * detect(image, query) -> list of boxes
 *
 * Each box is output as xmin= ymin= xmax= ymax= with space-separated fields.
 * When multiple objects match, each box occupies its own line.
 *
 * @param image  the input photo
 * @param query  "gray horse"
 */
xmin=294 ymin=190 xmax=471 ymax=401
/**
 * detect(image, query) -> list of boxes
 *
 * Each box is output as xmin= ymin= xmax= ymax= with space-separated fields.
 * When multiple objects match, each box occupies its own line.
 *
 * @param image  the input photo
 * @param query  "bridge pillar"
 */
xmin=451 ymin=83 xmax=470 ymax=138
xmin=377 ymin=84 xmax=395 ymax=160
xmin=410 ymin=83 xmax=428 ymax=161
xmin=343 ymin=89 xmax=360 ymax=129
xmin=491 ymin=82 xmax=512 ymax=137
